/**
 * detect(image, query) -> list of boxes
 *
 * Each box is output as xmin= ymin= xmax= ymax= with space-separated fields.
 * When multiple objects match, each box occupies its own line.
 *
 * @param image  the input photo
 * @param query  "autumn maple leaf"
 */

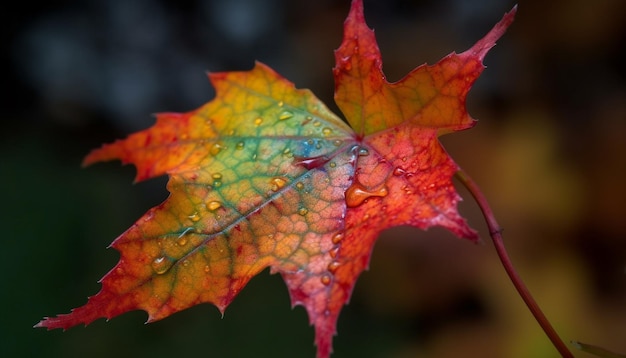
xmin=36 ymin=1 xmax=516 ymax=357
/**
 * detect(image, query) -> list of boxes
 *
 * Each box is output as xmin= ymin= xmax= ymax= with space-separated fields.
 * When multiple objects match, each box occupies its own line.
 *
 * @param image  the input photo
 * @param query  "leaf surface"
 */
xmin=36 ymin=1 xmax=516 ymax=357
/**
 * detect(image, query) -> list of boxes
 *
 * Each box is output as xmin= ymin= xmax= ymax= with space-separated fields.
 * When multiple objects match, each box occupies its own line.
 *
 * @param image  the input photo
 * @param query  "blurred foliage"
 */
xmin=2 ymin=0 xmax=625 ymax=357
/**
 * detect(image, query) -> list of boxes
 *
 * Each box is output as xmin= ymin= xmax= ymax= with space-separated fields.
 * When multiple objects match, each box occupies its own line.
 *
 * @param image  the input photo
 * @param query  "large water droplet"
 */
xmin=152 ymin=256 xmax=174 ymax=275
xmin=293 ymin=155 xmax=330 ymax=170
xmin=278 ymin=111 xmax=293 ymax=120
xmin=345 ymin=181 xmax=388 ymax=208
xmin=207 ymin=201 xmax=222 ymax=211
xmin=270 ymin=177 xmax=287 ymax=191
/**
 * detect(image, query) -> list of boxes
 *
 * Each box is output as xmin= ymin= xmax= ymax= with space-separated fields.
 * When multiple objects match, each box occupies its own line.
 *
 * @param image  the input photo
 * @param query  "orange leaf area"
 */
xmin=36 ymin=1 xmax=516 ymax=357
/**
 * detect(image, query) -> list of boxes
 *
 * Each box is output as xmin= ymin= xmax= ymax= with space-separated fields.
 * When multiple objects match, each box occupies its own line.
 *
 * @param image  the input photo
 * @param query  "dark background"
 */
xmin=2 ymin=0 xmax=625 ymax=357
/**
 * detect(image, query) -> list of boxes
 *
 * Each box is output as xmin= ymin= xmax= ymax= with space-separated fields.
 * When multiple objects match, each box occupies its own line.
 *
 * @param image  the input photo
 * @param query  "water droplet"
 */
xmin=329 ymin=162 xmax=336 ymax=168
xmin=327 ymin=261 xmax=340 ymax=273
xmin=270 ymin=177 xmax=287 ymax=191
xmin=227 ymin=129 xmax=236 ymax=136
xmin=207 ymin=201 xmax=222 ymax=211
xmin=329 ymin=247 xmax=339 ymax=258
xmin=152 ymin=256 xmax=174 ymax=275
xmin=295 ymin=182 xmax=304 ymax=190
xmin=333 ymin=140 xmax=343 ymax=147
xmin=358 ymin=147 xmax=369 ymax=156
xmin=332 ymin=232 xmax=344 ymax=244
xmin=283 ymin=148 xmax=291 ymax=156
xmin=402 ymin=157 xmax=408 ymax=162
xmin=302 ymin=116 xmax=313 ymax=125
xmin=212 ymin=173 xmax=223 ymax=180
xmin=320 ymin=274 xmax=332 ymax=286
xmin=345 ymin=182 xmax=388 ymax=208
xmin=298 ymin=207 xmax=309 ymax=216
xmin=254 ymin=117 xmax=263 ymax=126
xmin=278 ymin=111 xmax=293 ymax=120
xmin=236 ymin=141 xmax=245 ymax=150
xmin=362 ymin=214 xmax=370 ymax=222
xmin=322 ymin=127 xmax=333 ymax=136
xmin=188 ymin=212 xmax=200 ymax=222
xmin=182 ymin=259 xmax=190 ymax=267
xmin=204 ymin=265 xmax=210 ymax=273
xmin=277 ymin=101 xmax=284 ymax=107
xmin=210 ymin=142 xmax=225 ymax=155
xmin=393 ymin=167 xmax=406 ymax=176
xmin=293 ymin=155 xmax=330 ymax=170
xmin=313 ymin=120 xmax=321 ymax=127
xmin=177 ymin=236 xmax=188 ymax=246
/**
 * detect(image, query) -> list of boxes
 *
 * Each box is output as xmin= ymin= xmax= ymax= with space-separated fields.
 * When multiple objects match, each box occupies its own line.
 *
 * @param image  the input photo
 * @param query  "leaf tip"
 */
xmin=468 ymin=4 xmax=517 ymax=61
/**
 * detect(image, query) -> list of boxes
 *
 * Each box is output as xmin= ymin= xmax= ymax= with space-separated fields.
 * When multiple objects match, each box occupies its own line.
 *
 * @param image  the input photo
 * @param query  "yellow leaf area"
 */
xmin=37 ymin=1 xmax=516 ymax=358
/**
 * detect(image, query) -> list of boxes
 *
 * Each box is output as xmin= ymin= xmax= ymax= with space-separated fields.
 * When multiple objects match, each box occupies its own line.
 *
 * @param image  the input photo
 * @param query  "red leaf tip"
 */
xmin=468 ymin=5 xmax=517 ymax=61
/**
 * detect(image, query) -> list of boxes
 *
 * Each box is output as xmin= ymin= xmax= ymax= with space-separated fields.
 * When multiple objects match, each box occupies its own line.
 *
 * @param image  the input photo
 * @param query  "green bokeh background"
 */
xmin=3 ymin=0 xmax=625 ymax=357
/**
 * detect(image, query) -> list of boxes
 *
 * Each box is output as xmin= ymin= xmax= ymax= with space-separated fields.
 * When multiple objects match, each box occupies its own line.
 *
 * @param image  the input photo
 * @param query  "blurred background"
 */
xmin=2 ymin=0 xmax=625 ymax=357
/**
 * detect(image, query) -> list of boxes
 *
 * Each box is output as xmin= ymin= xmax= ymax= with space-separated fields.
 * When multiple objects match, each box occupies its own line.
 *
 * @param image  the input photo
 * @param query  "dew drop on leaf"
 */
xmin=345 ymin=182 xmax=388 ymax=208
xmin=358 ymin=147 xmax=369 ymax=156
xmin=322 ymin=127 xmax=333 ymax=136
xmin=331 ymin=232 xmax=344 ymax=244
xmin=207 ymin=201 xmax=222 ymax=211
xmin=236 ymin=141 xmax=245 ymax=150
xmin=188 ymin=212 xmax=200 ymax=222
xmin=329 ymin=247 xmax=339 ymax=258
xmin=393 ymin=167 xmax=406 ymax=176
xmin=278 ymin=111 xmax=293 ymax=120
xmin=312 ymin=120 xmax=321 ymax=127
xmin=320 ymin=274 xmax=331 ymax=286
xmin=254 ymin=117 xmax=263 ymax=126
xmin=327 ymin=261 xmax=340 ymax=273
xmin=295 ymin=182 xmax=304 ymax=190
xmin=298 ymin=207 xmax=309 ymax=216
xmin=151 ymin=256 xmax=174 ymax=275
xmin=210 ymin=142 xmax=225 ymax=155
xmin=270 ymin=177 xmax=287 ymax=191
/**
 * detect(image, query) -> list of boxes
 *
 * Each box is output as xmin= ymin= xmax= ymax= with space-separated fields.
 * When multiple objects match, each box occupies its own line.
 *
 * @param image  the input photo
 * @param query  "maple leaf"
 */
xmin=36 ymin=1 xmax=516 ymax=357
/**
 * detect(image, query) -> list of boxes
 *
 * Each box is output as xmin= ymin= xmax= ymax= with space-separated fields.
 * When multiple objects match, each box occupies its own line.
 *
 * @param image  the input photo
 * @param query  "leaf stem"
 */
xmin=455 ymin=169 xmax=574 ymax=358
